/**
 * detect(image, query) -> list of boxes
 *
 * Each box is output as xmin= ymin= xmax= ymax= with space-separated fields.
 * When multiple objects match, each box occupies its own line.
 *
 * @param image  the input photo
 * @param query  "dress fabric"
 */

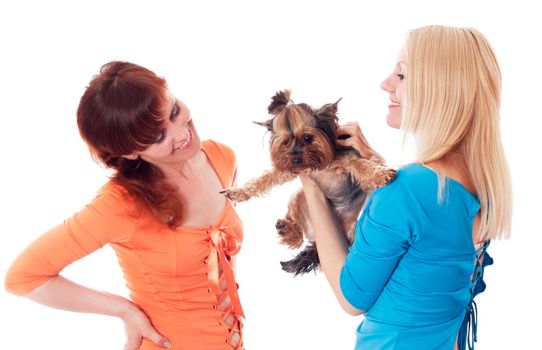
xmin=340 ymin=163 xmax=488 ymax=350
xmin=5 ymin=140 xmax=245 ymax=350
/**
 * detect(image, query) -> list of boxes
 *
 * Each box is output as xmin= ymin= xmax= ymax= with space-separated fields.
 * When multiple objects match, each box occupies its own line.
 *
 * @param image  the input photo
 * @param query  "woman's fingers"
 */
xmin=124 ymin=327 xmax=171 ymax=350
xmin=334 ymin=166 xmax=346 ymax=174
xmin=336 ymin=122 xmax=386 ymax=164
xmin=339 ymin=122 xmax=371 ymax=144
xmin=337 ymin=137 xmax=385 ymax=164
xmin=124 ymin=334 xmax=142 ymax=350
xmin=142 ymin=326 xmax=172 ymax=348
xmin=336 ymin=122 xmax=360 ymax=137
xmin=123 ymin=306 xmax=172 ymax=349
xmin=337 ymin=136 xmax=366 ymax=157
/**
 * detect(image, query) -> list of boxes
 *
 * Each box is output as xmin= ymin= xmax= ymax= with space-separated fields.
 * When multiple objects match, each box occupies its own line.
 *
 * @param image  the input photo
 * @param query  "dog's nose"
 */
xmin=292 ymin=157 xmax=302 ymax=166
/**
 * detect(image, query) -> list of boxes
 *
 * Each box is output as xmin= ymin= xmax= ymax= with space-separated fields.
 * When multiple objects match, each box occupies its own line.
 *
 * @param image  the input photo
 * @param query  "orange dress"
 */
xmin=5 ymin=140 xmax=245 ymax=350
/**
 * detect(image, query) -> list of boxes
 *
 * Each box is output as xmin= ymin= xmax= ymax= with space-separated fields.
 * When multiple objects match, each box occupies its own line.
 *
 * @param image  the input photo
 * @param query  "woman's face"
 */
xmin=129 ymin=91 xmax=202 ymax=166
xmin=381 ymin=47 xmax=406 ymax=129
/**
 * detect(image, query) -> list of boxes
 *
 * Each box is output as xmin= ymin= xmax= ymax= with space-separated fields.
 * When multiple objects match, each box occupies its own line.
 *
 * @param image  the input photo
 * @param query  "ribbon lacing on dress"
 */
xmin=207 ymin=226 xmax=245 ymax=349
xmin=457 ymin=241 xmax=493 ymax=350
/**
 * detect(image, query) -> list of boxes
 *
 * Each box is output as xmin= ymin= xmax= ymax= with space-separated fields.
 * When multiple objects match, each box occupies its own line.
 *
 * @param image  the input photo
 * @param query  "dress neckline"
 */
xmin=178 ymin=141 xmax=231 ymax=231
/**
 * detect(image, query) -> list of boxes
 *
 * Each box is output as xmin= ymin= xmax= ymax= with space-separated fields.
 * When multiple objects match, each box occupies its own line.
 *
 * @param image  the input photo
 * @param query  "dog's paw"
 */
xmin=220 ymin=188 xmax=251 ymax=203
xmin=371 ymin=167 xmax=397 ymax=188
xmin=276 ymin=219 xmax=304 ymax=249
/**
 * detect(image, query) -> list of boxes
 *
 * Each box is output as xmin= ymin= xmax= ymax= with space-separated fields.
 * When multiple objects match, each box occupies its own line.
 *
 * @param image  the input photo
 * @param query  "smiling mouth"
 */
xmin=389 ymin=100 xmax=401 ymax=108
xmin=176 ymin=128 xmax=193 ymax=150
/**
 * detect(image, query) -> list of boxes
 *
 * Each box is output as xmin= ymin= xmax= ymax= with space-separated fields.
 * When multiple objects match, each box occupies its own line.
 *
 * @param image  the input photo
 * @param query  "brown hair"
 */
xmin=77 ymin=61 xmax=183 ymax=227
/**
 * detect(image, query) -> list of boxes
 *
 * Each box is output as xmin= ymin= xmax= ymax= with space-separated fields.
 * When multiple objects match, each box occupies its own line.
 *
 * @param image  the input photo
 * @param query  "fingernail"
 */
xmin=164 ymin=340 xmax=172 ymax=348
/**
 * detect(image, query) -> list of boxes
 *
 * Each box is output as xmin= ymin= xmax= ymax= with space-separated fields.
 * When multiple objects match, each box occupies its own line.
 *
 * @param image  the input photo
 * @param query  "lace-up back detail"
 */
xmin=457 ymin=241 xmax=493 ymax=350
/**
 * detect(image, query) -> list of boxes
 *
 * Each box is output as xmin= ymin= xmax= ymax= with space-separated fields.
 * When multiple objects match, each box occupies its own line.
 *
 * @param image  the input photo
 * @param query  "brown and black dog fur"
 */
xmin=222 ymin=90 xmax=396 ymax=275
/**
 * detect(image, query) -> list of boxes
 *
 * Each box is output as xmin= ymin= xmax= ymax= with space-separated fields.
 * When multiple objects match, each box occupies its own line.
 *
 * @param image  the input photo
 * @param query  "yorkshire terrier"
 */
xmin=222 ymin=90 xmax=396 ymax=275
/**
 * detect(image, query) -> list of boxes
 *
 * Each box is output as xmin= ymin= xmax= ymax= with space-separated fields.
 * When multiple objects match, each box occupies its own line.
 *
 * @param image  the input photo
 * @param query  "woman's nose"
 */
xmin=381 ymin=75 xmax=394 ymax=93
xmin=171 ymin=123 xmax=189 ymax=142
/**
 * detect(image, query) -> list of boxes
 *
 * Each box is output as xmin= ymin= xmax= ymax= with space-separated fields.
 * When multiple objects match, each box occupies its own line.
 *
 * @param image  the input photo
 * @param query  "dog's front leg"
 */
xmin=334 ymin=156 xmax=396 ymax=190
xmin=221 ymin=169 xmax=296 ymax=203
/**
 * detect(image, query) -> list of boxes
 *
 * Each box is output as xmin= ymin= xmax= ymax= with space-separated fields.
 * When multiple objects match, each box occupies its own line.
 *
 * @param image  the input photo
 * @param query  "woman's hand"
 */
xmin=121 ymin=303 xmax=171 ymax=350
xmin=298 ymin=172 xmax=316 ymax=188
xmin=337 ymin=122 xmax=385 ymax=164
xmin=298 ymin=172 xmax=324 ymax=197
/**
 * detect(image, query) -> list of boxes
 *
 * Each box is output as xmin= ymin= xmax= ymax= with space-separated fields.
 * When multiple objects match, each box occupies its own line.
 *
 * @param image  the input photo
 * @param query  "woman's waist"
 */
xmin=138 ymin=321 xmax=236 ymax=350
xmin=366 ymin=289 xmax=469 ymax=327
xmin=362 ymin=311 xmax=464 ymax=333
xmin=130 ymin=290 xmax=221 ymax=315
xmin=138 ymin=304 xmax=241 ymax=350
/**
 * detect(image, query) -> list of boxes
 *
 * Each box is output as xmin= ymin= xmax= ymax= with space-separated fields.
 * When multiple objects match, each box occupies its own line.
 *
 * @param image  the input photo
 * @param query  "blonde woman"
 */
xmin=299 ymin=26 xmax=511 ymax=349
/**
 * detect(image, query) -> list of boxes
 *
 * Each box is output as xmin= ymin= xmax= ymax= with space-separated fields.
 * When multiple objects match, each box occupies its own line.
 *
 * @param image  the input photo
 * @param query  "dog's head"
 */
xmin=255 ymin=90 xmax=341 ymax=174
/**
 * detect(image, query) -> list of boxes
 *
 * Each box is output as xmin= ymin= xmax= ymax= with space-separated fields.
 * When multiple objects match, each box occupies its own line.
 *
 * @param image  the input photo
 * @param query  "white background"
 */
xmin=1 ymin=1 xmax=540 ymax=349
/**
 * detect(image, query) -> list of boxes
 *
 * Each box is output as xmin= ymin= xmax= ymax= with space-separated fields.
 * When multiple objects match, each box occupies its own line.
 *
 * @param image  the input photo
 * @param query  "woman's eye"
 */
xmin=172 ymin=105 xmax=180 ymax=119
xmin=397 ymin=74 xmax=404 ymax=80
xmin=169 ymin=102 xmax=181 ymax=122
xmin=154 ymin=130 xmax=165 ymax=144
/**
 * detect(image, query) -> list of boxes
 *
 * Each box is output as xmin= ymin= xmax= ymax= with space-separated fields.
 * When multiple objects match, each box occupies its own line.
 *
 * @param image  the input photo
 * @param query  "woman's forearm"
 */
xmin=301 ymin=183 xmax=363 ymax=315
xmin=24 ymin=275 xmax=136 ymax=321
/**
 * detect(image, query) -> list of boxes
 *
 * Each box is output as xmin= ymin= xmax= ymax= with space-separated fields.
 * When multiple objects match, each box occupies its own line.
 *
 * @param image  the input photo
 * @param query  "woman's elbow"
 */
xmin=345 ymin=307 xmax=365 ymax=316
xmin=4 ymin=268 xmax=21 ymax=296
xmin=4 ymin=268 xmax=54 ymax=297
xmin=339 ymin=298 xmax=365 ymax=316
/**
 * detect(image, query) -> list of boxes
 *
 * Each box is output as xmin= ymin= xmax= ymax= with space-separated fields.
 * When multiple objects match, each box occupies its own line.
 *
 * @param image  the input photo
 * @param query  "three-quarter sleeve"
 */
xmin=4 ymin=185 xmax=134 ymax=296
xmin=340 ymin=183 xmax=412 ymax=311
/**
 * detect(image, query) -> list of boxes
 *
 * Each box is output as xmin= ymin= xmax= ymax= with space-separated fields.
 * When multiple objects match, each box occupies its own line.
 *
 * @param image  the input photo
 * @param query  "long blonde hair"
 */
xmin=401 ymin=25 xmax=512 ymax=240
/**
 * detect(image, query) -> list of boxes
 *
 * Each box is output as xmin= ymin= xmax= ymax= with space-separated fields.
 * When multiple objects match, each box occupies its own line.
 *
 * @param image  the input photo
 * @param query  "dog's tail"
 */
xmin=280 ymin=242 xmax=320 ymax=276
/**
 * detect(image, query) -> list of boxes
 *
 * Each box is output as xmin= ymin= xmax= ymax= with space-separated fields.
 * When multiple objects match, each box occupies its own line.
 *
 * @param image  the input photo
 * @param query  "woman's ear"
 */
xmin=123 ymin=153 xmax=139 ymax=160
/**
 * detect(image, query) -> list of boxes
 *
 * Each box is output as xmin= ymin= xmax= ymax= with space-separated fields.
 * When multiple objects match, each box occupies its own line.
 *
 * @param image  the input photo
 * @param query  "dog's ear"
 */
xmin=267 ymin=89 xmax=292 ymax=115
xmin=253 ymin=118 xmax=274 ymax=131
xmin=315 ymin=97 xmax=342 ymax=122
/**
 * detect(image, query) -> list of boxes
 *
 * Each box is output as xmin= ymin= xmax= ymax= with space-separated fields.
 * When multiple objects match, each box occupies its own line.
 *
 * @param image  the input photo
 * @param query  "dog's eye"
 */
xmin=282 ymin=140 xmax=289 ymax=145
xmin=303 ymin=134 xmax=313 ymax=144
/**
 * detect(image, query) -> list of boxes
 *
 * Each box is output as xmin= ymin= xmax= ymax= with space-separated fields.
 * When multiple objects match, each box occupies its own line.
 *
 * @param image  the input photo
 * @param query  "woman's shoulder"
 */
xmin=372 ymin=163 xmax=426 ymax=197
xmin=203 ymin=139 xmax=236 ymax=162
xmin=97 ymin=181 xmax=129 ymax=200
xmin=368 ymin=163 xmax=434 ymax=218
xmin=94 ymin=181 xmax=140 ymax=214
xmin=376 ymin=163 xmax=437 ymax=196
xmin=395 ymin=163 xmax=433 ymax=183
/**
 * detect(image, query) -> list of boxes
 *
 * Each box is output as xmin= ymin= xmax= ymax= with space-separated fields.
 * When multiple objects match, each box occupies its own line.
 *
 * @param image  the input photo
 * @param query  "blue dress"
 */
xmin=340 ymin=163 xmax=491 ymax=350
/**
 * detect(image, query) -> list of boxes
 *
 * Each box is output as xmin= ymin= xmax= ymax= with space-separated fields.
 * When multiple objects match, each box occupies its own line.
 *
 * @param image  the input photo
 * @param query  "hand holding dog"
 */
xmin=337 ymin=122 xmax=385 ymax=164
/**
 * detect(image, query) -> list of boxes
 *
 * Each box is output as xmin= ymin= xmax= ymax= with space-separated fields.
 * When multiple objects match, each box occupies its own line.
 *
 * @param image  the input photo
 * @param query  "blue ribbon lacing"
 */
xmin=457 ymin=241 xmax=494 ymax=350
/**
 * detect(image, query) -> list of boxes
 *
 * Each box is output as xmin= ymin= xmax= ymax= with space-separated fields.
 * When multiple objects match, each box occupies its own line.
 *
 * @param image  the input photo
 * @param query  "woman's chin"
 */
xmin=386 ymin=112 xmax=402 ymax=129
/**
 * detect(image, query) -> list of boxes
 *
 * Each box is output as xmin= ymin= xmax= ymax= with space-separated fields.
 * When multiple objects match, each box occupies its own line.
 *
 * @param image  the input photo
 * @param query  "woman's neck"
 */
xmin=157 ymin=151 xmax=205 ymax=183
xmin=424 ymin=152 xmax=476 ymax=194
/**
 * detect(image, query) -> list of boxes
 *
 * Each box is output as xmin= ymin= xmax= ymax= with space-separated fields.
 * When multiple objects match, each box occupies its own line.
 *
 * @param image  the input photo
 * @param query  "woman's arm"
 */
xmin=4 ymin=187 xmax=172 ymax=349
xmin=22 ymin=274 xmax=172 ymax=349
xmin=299 ymin=175 xmax=364 ymax=316
xmin=24 ymin=274 xmax=131 ymax=316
